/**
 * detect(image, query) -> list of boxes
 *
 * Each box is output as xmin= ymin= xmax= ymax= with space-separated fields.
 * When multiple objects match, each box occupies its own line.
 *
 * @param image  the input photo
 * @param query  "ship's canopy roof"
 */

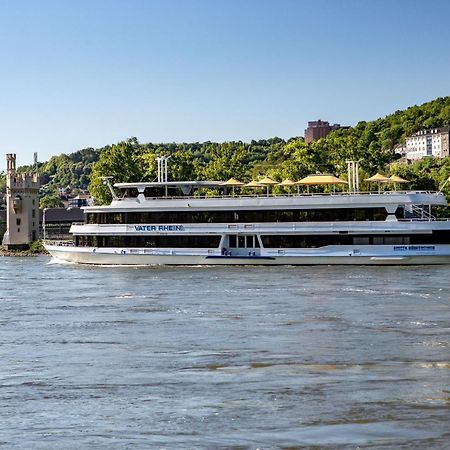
xmin=388 ymin=175 xmax=410 ymax=183
xmin=297 ymin=175 xmax=348 ymax=185
xmin=258 ymin=176 xmax=278 ymax=185
xmin=244 ymin=180 xmax=264 ymax=187
xmin=365 ymin=173 xmax=390 ymax=182
xmin=220 ymin=178 xmax=244 ymax=186
xmin=279 ymin=179 xmax=296 ymax=186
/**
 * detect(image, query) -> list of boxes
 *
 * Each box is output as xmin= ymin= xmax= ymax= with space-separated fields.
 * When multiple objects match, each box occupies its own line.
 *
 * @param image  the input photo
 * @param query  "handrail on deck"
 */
xmin=44 ymin=239 xmax=74 ymax=246
xmin=398 ymin=218 xmax=450 ymax=222
xmin=114 ymin=190 xmax=440 ymax=201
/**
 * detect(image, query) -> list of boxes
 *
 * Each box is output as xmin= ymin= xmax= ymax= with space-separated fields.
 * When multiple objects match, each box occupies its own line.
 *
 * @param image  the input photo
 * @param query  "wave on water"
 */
xmin=47 ymin=257 xmax=77 ymax=265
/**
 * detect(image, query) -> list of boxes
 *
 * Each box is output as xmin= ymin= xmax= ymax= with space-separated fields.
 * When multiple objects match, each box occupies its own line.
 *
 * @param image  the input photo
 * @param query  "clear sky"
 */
xmin=1 ymin=0 xmax=450 ymax=170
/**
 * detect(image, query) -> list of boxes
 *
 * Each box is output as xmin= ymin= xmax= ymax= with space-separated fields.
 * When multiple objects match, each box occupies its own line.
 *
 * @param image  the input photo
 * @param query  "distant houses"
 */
xmin=68 ymin=193 xmax=93 ymax=208
xmin=54 ymin=186 xmax=93 ymax=208
xmin=395 ymin=127 xmax=450 ymax=161
xmin=304 ymin=121 xmax=450 ymax=162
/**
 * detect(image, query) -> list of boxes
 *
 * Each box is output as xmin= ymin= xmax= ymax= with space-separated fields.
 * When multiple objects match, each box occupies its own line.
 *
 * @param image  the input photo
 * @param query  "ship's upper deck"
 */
xmin=83 ymin=180 xmax=448 ymax=213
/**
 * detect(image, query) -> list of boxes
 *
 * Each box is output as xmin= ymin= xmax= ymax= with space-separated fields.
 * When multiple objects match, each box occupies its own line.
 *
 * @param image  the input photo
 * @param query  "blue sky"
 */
xmin=1 ymin=0 xmax=449 ymax=170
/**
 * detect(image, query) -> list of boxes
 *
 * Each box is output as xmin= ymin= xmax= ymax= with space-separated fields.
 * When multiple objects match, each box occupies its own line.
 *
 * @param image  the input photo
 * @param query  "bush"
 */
xmin=28 ymin=240 xmax=47 ymax=254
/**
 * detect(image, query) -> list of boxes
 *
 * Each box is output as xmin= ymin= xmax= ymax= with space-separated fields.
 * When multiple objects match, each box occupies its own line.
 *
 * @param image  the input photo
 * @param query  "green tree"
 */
xmin=40 ymin=192 xmax=63 ymax=209
xmin=0 ymin=171 xmax=6 ymax=193
xmin=89 ymin=139 xmax=146 ymax=204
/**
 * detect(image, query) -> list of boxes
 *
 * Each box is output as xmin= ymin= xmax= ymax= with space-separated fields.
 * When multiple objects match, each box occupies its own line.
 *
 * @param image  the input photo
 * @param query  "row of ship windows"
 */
xmin=74 ymin=232 xmax=450 ymax=249
xmin=261 ymin=233 xmax=449 ymax=247
xmin=86 ymin=208 xmax=390 ymax=224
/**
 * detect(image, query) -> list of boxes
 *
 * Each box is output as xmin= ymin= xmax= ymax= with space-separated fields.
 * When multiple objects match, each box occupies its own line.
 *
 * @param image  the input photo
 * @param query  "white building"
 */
xmin=396 ymin=127 xmax=450 ymax=161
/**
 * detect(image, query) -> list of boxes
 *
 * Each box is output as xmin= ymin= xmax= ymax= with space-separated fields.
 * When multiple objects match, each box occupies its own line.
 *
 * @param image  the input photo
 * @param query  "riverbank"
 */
xmin=0 ymin=240 xmax=49 ymax=257
xmin=0 ymin=248 xmax=49 ymax=257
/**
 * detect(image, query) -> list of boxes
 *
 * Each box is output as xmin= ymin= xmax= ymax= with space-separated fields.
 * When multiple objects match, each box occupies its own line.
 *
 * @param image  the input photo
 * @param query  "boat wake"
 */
xmin=47 ymin=257 xmax=77 ymax=265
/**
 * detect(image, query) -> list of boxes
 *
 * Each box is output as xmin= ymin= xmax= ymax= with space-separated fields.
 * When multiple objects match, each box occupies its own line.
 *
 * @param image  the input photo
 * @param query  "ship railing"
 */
xmin=398 ymin=218 xmax=450 ymax=222
xmin=115 ymin=190 xmax=439 ymax=201
xmin=43 ymin=239 xmax=75 ymax=247
xmin=410 ymin=203 xmax=435 ymax=220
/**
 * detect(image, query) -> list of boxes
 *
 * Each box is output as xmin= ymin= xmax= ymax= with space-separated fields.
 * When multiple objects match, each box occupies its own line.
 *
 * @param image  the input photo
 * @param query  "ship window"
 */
xmin=261 ymin=235 xmax=352 ymax=248
xmin=384 ymin=236 xmax=403 ymax=245
xmin=395 ymin=207 xmax=405 ymax=218
xmin=144 ymin=187 xmax=169 ymax=198
xmin=260 ymin=233 xmax=447 ymax=248
xmin=75 ymin=235 xmax=221 ymax=248
xmin=122 ymin=188 xmax=139 ymax=198
xmin=94 ymin=207 xmax=388 ymax=225
xmin=228 ymin=235 xmax=259 ymax=248
xmin=97 ymin=213 xmax=125 ymax=224
xmin=73 ymin=232 xmax=449 ymax=249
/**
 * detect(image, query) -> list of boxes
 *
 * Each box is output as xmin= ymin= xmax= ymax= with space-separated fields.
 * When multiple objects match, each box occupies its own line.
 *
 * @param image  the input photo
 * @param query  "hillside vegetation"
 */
xmin=88 ymin=97 xmax=450 ymax=203
xmin=2 ymin=96 xmax=449 ymax=207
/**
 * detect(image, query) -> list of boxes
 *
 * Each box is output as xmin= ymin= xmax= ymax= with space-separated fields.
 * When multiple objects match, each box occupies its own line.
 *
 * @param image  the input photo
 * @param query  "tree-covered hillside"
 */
xmin=3 ymin=96 xmax=449 ymax=207
xmin=11 ymin=148 xmax=101 ymax=208
xmin=89 ymin=97 xmax=450 ymax=203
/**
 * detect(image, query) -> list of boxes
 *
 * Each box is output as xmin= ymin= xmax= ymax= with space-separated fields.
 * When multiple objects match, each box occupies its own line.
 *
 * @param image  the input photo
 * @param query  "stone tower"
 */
xmin=2 ymin=154 xmax=40 ymax=249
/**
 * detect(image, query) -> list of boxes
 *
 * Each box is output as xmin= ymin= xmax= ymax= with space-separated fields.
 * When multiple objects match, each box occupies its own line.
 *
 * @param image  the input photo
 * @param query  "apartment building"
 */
xmin=304 ymin=120 xmax=345 ymax=143
xmin=396 ymin=127 xmax=450 ymax=161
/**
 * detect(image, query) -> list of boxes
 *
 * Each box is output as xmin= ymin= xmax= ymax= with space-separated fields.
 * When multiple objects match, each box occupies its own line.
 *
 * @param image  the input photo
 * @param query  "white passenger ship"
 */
xmin=44 ymin=175 xmax=450 ymax=265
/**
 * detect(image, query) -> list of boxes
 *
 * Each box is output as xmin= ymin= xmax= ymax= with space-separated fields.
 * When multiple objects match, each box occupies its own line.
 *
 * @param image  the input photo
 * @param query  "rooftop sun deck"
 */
xmin=113 ymin=181 xmax=440 ymax=200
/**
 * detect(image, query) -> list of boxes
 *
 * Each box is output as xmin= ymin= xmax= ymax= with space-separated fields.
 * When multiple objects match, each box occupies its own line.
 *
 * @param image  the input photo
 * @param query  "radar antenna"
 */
xmin=101 ymin=176 xmax=118 ymax=200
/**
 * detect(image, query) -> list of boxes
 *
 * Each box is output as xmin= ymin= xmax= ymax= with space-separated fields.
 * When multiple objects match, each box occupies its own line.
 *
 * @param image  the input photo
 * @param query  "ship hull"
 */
xmin=45 ymin=244 xmax=450 ymax=266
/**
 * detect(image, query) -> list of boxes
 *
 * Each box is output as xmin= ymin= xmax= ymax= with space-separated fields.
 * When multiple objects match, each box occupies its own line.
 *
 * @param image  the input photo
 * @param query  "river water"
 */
xmin=0 ymin=257 xmax=449 ymax=449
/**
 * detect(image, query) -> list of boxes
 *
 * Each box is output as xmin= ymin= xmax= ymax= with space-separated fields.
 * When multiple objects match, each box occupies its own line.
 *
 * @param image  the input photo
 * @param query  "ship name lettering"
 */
xmin=133 ymin=225 xmax=184 ymax=232
xmin=394 ymin=245 xmax=435 ymax=251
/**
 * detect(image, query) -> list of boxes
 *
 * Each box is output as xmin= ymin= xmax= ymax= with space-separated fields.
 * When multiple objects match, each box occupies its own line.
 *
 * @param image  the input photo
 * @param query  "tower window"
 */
xmin=16 ymin=218 xmax=21 ymax=226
